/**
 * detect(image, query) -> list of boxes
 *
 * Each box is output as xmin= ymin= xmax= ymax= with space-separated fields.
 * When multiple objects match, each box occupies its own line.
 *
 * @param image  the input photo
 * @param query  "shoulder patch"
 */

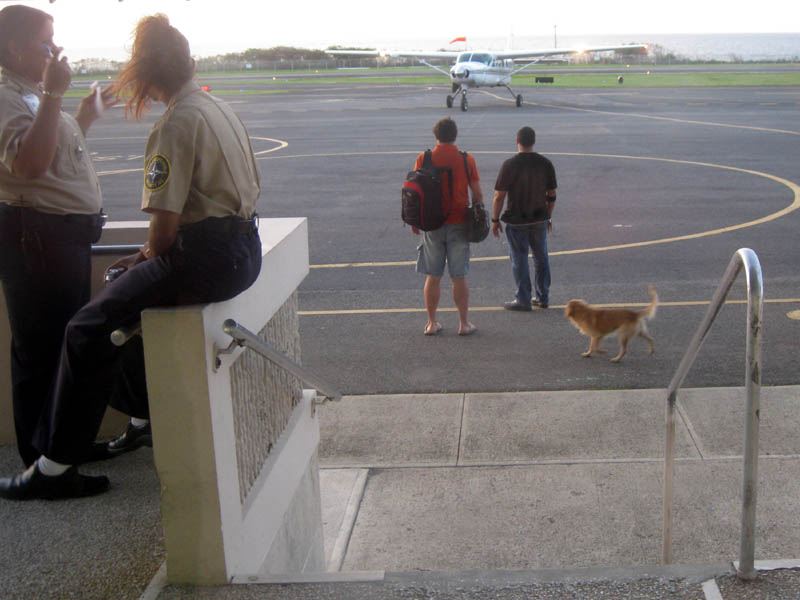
xmin=22 ymin=93 xmax=39 ymax=115
xmin=144 ymin=154 xmax=171 ymax=191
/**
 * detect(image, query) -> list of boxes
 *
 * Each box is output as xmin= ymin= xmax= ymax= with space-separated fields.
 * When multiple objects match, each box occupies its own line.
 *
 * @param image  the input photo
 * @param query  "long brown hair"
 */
xmin=113 ymin=14 xmax=194 ymax=120
xmin=0 ymin=5 xmax=52 ymax=71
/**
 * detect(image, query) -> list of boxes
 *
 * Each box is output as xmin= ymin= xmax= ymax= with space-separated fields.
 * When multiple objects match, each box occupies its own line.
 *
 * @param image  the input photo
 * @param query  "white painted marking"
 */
xmin=734 ymin=559 xmax=800 ymax=571
xmin=702 ymin=578 xmax=724 ymax=600
xmin=328 ymin=469 xmax=369 ymax=572
xmin=137 ymin=561 xmax=167 ymax=600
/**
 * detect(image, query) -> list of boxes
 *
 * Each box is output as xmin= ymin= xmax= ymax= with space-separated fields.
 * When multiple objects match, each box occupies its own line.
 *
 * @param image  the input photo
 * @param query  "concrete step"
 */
xmin=317 ymin=387 xmax=800 ymax=573
xmin=155 ymin=562 xmax=800 ymax=599
xmin=3 ymin=386 xmax=799 ymax=600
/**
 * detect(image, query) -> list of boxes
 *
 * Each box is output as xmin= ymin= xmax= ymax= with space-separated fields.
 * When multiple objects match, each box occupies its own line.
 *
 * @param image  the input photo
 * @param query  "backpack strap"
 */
xmin=461 ymin=151 xmax=472 ymax=205
xmin=420 ymin=148 xmax=454 ymax=222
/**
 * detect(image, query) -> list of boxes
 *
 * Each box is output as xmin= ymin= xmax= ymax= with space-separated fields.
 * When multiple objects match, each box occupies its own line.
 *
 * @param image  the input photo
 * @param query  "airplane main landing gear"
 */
xmin=446 ymin=95 xmax=453 ymax=108
xmin=503 ymin=85 xmax=523 ymax=108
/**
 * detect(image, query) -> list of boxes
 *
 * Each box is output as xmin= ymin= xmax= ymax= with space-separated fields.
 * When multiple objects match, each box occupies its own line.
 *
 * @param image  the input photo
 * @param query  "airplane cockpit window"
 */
xmin=456 ymin=53 xmax=493 ymax=64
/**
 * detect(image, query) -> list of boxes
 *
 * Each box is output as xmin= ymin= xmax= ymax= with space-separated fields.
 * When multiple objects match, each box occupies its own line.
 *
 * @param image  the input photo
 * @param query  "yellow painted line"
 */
xmin=96 ymin=167 xmax=141 ymax=176
xmin=788 ymin=309 xmax=800 ymax=321
xmin=258 ymin=150 xmax=418 ymax=161
xmin=485 ymin=90 xmax=800 ymax=136
xmin=299 ymin=298 xmax=800 ymax=316
xmin=96 ymin=137 xmax=288 ymax=176
xmin=305 ymin=153 xmax=800 ymax=269
xmin=251 ymin=137 xmax=288 ymax=156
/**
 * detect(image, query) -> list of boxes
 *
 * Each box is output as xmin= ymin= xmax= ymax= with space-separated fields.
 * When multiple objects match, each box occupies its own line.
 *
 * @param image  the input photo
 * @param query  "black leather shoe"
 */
xmin=503 ymin=299 xmax=532 ymax=312
xmin=88 ymin=422 xmax=152 ymax=462
xmin=109 ymin=422 xmax=152 ymax=453
xmin=0 ymin=463 xmax=109 ymax=500
xmin=532 ymin=299 xmax=549 ymax=309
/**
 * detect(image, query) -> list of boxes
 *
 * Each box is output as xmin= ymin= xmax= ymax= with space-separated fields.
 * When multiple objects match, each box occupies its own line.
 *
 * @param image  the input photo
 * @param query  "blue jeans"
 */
xmin=505 ymin=222 xmax=550 ymax=305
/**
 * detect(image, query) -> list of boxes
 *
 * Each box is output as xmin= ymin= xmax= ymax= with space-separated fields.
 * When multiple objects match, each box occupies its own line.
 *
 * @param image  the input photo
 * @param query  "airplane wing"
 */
xmin=327 ymin=44 xmax=645 ymax=60
xmin=496 ymin=44 xmax=647 ymax=60
xmin=327 ymin=50 xmax=461 ymax=59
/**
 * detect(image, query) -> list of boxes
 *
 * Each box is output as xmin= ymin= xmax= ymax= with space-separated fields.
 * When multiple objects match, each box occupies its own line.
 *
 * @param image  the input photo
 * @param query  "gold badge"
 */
xmin=144 ymin=154 xmax=170 ymax=191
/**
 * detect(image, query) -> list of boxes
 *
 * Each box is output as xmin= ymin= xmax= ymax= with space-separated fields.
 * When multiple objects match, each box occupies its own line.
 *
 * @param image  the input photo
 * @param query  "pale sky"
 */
xmin=7 ymin=0 xmax=800 ymax=61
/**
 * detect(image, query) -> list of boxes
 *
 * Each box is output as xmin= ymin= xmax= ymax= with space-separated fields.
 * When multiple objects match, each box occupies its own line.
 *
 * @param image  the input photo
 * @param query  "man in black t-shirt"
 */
xmin=491 ymin=126 xmax=557 ymax=310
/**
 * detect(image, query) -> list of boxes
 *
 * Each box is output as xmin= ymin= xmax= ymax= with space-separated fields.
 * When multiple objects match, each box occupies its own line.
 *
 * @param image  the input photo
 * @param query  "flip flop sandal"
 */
xmin=458 ymin=322 xmax=477 ymax=336
xmin=424 ymin=322 xmax=443 ymax=336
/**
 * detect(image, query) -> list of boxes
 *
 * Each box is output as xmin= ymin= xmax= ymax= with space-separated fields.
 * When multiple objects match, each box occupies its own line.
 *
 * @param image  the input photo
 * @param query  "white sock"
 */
xmin=130 ymin=417 xmax=149 ymax=428
xmin=37 ymin=456 xmax=71 ymax=476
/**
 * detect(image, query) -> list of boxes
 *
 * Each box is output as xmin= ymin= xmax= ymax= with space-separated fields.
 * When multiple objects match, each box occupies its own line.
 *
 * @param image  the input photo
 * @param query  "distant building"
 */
xmin=73 ymin=58 xmax=121 ymax=74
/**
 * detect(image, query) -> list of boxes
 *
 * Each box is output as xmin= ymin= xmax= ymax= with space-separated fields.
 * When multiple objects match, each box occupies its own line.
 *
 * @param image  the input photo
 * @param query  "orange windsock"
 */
xmin=449 ymin=36 xmax=466 ymax=44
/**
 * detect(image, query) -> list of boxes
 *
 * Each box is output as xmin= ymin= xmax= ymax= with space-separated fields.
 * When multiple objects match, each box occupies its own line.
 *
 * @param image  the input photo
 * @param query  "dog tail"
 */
xmin=640 ymin=284 xmax=658 ymax=320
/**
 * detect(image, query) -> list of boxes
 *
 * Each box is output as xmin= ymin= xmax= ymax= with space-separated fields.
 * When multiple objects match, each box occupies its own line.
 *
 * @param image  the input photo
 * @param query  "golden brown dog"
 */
xmin=564 ymin=285 xmax=658 ymax=363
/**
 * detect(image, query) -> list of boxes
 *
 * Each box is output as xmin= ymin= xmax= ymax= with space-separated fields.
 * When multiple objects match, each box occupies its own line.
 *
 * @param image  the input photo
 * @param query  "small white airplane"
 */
xmin=328 ymin=38 xmax=648 ymax=111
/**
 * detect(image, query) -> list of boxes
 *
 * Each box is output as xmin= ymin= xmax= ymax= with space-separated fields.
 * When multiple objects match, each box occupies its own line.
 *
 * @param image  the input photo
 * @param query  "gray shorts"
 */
xmin=416 ymin=223 xmax=470 ymax=278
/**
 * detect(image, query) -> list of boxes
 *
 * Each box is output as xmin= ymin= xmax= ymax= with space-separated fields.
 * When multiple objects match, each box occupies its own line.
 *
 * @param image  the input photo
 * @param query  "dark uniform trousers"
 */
xmin=33 ymin=216 xmax=262 ymax=465
xmin=0 ymin=205 xmax=102 ymax=467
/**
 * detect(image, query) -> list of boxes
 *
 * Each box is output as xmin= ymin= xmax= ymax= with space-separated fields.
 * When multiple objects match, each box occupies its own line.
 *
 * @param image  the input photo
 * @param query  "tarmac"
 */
xmin=2 ymin=385 xmax=800 ymax=599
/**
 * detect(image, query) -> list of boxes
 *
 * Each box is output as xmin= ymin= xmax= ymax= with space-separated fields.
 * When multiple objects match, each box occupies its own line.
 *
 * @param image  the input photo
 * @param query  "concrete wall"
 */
xmin=141 ymin=217 xmax=323 ymax=583
xmin=2 ymin=218 xmax=324 ymax=582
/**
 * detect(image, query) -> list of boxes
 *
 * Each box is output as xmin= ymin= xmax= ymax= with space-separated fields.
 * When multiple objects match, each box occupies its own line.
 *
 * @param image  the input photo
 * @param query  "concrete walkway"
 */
xmin=2 ymin=386 xmax=800 ymax=599
xmin=317 ymin=386 xmax=800 ymax=573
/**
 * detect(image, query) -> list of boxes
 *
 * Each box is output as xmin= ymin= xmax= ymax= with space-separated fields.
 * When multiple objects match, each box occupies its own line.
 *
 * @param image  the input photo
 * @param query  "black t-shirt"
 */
xmin=494 ymin=152 xmax=557 ymax=224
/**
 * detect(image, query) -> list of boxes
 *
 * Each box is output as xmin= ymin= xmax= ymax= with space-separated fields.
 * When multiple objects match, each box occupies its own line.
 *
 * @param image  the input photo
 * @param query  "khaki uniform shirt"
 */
xmin=0 ymin=68 xmax=102 ymax=216
xmin=141 ymin=81 xmax=260 ymax=225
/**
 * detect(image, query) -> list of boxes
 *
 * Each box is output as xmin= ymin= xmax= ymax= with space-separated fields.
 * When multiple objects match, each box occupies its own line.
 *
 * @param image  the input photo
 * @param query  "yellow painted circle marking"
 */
xmin=788 ymin=309 xmax=800 ymax=321
xmin=251 ymin=136 xmax=288 ymax=156
xmin=483 ymin=89 xmax=800 ymax=137
xmin=96 ymin=136 xmax=289 ymax=176
xmin=260 ymin=151 xmax=799 ymax=269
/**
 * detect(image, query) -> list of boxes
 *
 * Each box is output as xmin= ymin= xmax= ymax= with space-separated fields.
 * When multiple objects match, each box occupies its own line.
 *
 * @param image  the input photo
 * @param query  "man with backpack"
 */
xmin=411 ymin=117 xmax=483 ymax=336
xmin=491 ymin=126 xmax=557 ymax=310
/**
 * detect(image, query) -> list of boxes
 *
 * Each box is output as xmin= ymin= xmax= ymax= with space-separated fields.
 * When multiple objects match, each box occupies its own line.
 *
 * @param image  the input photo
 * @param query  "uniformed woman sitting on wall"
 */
xmin=0 ymin=5 xmax=113 ymax=468
xmin=0 ymin=13 xmax=263 ymax=500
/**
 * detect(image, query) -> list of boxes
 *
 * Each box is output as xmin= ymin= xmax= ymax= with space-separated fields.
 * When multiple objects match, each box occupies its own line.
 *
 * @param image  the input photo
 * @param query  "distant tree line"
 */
xmin=73 ymin=44 xmax=799 ymax=76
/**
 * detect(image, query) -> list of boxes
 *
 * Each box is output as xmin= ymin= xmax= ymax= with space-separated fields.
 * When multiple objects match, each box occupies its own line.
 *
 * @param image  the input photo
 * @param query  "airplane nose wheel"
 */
xmin=515 ymin=94 xmax=523 ymax=107
xmin=460 ymin=94 xmax=468 ymax=112
xmin=446 ymin=95 xmax=453 ymax=108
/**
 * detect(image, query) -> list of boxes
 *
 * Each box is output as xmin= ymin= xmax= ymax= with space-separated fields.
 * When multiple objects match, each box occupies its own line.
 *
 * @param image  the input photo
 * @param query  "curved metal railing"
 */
xmin=661 ymin=248 xmax=763 ymax=580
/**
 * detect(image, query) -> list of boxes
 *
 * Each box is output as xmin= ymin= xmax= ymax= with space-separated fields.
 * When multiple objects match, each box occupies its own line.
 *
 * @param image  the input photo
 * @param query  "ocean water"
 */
xmin=72 ymin=33 xmax=799 ymax=63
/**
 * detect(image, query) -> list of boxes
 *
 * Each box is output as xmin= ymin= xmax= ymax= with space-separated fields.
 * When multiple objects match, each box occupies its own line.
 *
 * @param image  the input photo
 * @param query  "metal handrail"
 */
xmin=220 ymin=318 xmax=341 ymax=403
xmin=661 ymin=248 xmax=763 ymax=580
xmin=91 ymin=243 xmax=141 ymax=256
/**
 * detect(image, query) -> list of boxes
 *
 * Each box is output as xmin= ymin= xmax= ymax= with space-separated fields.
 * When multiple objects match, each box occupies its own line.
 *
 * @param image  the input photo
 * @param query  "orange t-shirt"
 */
xmin=414 ymin=144 xmax=479 ymax=225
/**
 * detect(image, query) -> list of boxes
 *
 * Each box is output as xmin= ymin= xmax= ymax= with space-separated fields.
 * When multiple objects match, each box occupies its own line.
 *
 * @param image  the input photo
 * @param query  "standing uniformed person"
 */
xmin=0 ymin=13 xmax=263 ymax=500
xmin=0 ymin=5 xmax=113 ymax=468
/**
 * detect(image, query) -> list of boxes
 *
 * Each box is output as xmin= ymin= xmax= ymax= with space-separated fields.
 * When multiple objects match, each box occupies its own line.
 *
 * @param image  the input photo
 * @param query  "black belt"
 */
xmin=0 ymin=204 xmax=104 ymax=243
xmin=179 ymin=215 xmax=257 ymax=236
